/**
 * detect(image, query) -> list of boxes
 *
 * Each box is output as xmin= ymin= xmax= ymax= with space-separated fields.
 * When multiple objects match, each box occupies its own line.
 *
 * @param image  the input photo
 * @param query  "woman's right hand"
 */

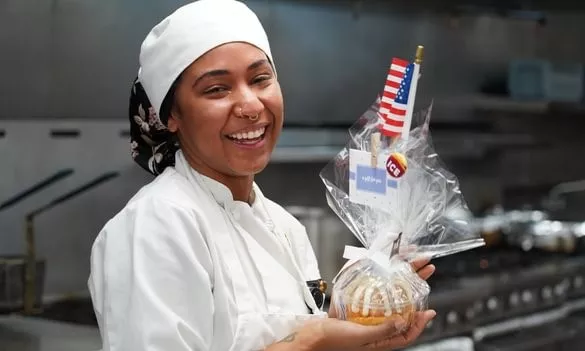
xmin=266 ymin=310 xmax=436 ymax=351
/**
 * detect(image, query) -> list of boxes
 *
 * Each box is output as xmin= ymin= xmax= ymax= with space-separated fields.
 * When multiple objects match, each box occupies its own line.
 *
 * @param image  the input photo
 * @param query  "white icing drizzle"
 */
xmin=352 ymin=285 xmax=366 ymax=313
xmin=362 ymin=286 xmax=375 ymax=316
xmin=393 ymin=287 xmax=403 ymax=313
xmin=382 ymin=287 xmax=393 ymax=317
xmin=345 ymin=273 xmax=417 ymax=319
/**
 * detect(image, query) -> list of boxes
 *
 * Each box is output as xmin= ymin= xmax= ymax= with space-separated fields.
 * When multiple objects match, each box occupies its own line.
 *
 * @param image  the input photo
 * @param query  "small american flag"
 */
xmin=378 ymin=58 xmax=415 ymax=137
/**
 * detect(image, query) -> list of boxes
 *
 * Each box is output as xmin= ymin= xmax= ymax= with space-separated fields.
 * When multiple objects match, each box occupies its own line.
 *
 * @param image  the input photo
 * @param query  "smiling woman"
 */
xmin=88 ymin=1 xmax=435 ymax=350
xmin=166 ymin=44 xmax=283 ymax=201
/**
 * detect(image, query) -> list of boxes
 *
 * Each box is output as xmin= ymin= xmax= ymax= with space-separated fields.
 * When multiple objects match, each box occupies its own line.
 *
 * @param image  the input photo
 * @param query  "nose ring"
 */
xmin=237 ymin=107 xmax=260 ymax=121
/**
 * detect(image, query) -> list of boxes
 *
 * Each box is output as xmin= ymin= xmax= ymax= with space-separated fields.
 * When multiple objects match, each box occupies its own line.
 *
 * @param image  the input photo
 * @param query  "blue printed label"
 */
xmin=349 ymin=148 xmax=399 ymax=210
xmin=387 ymin=179 xmax=398 ymax=189
xmin=356 ymin=165 xmax=386 ymax=195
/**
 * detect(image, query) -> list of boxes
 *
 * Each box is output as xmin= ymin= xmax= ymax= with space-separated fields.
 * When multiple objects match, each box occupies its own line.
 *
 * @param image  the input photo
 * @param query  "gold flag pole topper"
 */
xmin=415 ymin=45 xmax=424 ymax=65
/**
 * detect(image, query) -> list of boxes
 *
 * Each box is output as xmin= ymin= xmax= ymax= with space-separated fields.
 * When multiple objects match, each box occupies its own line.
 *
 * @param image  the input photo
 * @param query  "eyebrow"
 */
xmin=248 ymin=59 xmax=270 ymax=71
xmin=193 ymin=59 xmax=271 ymax=86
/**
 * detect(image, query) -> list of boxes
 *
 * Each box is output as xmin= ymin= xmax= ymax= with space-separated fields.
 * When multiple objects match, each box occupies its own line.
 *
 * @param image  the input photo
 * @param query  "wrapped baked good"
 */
xmin=334 ymin=254 xmax=428 ymax=328
xmin=319 ymin=47 xmax=485 ymax=328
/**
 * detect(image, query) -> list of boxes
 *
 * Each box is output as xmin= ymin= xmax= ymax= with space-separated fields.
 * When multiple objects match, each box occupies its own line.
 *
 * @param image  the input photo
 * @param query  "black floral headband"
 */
xmin=128 ymin=77 xmax=179 ymax=175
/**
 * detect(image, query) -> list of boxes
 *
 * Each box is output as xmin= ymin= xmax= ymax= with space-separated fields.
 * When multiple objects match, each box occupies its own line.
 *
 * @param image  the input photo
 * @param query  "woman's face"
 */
xmin=168 ymin=42 xmax=283 ymax=179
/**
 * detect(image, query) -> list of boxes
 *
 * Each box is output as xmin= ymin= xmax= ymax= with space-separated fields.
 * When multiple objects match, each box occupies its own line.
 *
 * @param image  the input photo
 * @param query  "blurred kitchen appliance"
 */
xmin=0 ymin=169 xmax=74 ymax=313
xmin=508 ymin=60 xmax=548 ymax=100
xmin=409 ymin=178 xmax=585 ymax=348
xmin=507 ymin=220 xmax=579 ymax=254
xmin=0 ymin=169 xmax=74 ymax=212
xmin=0 ymin=256 xmax=45 ymax=312
xmin=0 ymin=170 xmax=119 ymax=315
xmin=475 ymin=317 xmax=585 ymax=351
xmin=475 ymin=206 xmax=585 ymax=254
xmin=508 ymin=60 xmax=584 ymax=103
xmin=20 ymin=171 xmax=119 ymax=314
xmin=476 ymin=208 xmax=548 ymax=249
xmin=542 ymin=179 xmax=585 ymax=214
xmin=285 ymin=206 xmax=361 ymax=287
xmin=412 ymin=244 xmax=585 ymax=349
xmin=405 ymin=336 xmax=474 ymax=351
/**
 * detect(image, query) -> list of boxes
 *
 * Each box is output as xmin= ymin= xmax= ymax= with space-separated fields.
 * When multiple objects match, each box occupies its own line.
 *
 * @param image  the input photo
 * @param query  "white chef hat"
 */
xmin=137 ymin=0 xmax=274 ymax=119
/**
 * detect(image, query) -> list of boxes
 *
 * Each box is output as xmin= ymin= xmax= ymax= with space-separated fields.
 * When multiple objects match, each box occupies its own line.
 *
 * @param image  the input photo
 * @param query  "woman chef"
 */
xmin=88 ymin=0 xmax=436 ymax=350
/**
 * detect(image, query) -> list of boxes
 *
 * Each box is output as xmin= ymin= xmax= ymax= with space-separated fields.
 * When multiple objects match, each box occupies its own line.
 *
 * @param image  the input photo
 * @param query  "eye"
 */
xmin=252 ymin=74 xmax=273 ymax=85
xmin=203 ymin=86 xmax=228 ymax=95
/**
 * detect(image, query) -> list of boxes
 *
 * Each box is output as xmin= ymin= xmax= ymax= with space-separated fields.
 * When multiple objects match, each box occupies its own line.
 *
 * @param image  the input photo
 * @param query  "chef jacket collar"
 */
xmin=174 ymin=150 xmax=263 ymax=210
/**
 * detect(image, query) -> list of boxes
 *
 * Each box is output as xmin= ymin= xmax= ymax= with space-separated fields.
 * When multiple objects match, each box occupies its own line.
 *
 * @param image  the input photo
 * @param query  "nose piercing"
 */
xmin=237 ymin=106 xmax=260 ymax=121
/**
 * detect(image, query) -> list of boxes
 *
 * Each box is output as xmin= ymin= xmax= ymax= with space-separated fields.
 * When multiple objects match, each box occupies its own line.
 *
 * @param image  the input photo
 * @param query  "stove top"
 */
xmin=430 ymin=247 xmax=569 ymax=282
xmin=413 ymin=247 xmax=585 ymax=346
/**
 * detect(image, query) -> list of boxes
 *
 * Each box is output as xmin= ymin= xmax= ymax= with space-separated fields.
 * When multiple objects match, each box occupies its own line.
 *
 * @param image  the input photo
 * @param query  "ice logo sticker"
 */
xmin=356 ymin=165 xmax=386 ymax=194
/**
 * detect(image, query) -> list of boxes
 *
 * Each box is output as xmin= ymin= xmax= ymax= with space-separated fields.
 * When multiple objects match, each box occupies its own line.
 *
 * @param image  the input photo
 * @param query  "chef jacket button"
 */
xmin=231 ymin=208 xmax=240 ymax=220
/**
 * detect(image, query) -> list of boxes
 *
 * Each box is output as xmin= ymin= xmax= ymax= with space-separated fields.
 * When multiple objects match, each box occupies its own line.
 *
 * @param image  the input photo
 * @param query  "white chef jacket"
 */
xmin=88 ymin=150 xmax=327 ymax=351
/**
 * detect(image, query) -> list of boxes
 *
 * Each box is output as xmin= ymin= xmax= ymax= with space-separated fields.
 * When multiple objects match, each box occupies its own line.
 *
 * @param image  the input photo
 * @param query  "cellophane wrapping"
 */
xmin=320 ymin=98 xmax=485 ymax=328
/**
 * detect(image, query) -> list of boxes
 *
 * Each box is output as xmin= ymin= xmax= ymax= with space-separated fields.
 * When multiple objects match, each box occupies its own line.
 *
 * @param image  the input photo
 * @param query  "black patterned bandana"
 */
xmin=128 ymin=77 xmax=179 ymax=175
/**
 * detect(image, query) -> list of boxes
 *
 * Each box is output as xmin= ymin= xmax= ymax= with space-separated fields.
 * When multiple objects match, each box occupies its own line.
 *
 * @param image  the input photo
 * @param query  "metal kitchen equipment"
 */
xmin=412 ymin=188 xmax=585 ymax=348
xmin=542 ymin=178 xmax=585 ymax=219
xmin=0 ymin=169 xmax=74 ymax=313
xmin=509 ymin=220 xmax=579 ymax=254
xmin=410 ymin=246 xmax=585 ymax=349
xmin=0 ymin=169 xmax=74 ymax=212
xmin=476 ymin=205 xmax=585 ymax=254
xmin=285 ymin=206 xmax=361 ymax=288
xmin=20 ymin=171 xmax=119 ymax=314
xmin=0 ymin=170 xmax=119 ymax=315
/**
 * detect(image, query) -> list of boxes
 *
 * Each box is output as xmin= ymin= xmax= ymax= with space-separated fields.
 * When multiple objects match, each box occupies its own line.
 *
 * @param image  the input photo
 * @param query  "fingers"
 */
xmin=327 ymin=296 xmax=338 ymax=318
xmin=328 ymin=318 xmax=406 ymax=348
xmin=320 ymin=310 xmax=436 ymax=351
xmin=353 ymin=318 xmax=407 ymax=343
xmin=410 ymin=258 xmax=435 ymax=281
xmin=401 ymin=310 xmax=436 ymax=342
xmin=417 ymin=264 xmax=435 ymax=281
xmin=366 ymin=310 xmax=436 ymax=350
xmin=410 ymin=257 xmax=430 ymax=271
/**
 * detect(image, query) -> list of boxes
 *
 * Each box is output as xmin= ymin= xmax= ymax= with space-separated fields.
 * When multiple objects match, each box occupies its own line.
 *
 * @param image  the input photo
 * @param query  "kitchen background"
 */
xmin=1 ymin=0 xmax=585 ymax=350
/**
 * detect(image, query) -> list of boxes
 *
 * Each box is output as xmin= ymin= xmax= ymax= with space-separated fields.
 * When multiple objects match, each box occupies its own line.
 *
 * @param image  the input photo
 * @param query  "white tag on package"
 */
xmin=349 ymin=149 xmax=398 ymax=210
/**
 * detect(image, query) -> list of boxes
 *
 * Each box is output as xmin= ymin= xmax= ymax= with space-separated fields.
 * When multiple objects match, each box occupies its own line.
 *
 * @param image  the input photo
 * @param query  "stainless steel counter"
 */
xmin=0 ymin=315 xmax=101 ymax=351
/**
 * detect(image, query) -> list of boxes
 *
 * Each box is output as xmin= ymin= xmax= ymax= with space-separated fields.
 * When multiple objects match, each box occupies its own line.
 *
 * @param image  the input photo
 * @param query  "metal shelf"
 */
xmin=440 ymin=95 xmax=585 ymax=115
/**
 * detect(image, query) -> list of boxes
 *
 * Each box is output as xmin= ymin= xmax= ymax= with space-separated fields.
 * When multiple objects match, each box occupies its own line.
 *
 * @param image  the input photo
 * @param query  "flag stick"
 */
xmin=401 ymin=45 xmax=424 ymax=141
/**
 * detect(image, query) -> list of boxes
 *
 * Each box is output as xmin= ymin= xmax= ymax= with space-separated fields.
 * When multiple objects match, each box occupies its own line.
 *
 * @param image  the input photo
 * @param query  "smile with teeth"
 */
xmin=227 ymin=127 xmax=266 ymax=143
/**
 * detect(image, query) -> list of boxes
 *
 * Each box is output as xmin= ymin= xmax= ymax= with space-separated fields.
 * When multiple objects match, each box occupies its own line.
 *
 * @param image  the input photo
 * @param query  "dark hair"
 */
xmin=159 ymin=74 xmax=183 ymax=124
